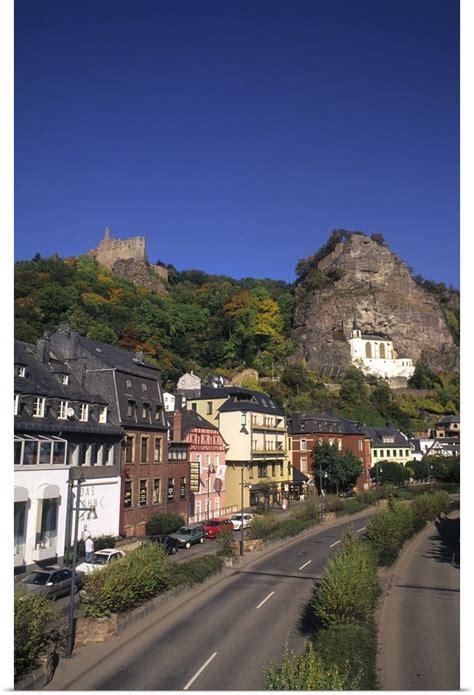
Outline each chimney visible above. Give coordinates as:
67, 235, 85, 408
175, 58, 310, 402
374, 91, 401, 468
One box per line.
173, 410, 183, 442
135, 351, 144, 363
36, 336, 50, 363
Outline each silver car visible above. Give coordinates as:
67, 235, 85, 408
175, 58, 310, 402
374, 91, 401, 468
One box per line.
18, 566, 84, 599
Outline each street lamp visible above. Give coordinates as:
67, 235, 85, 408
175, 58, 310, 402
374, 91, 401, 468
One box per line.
206, 463, 215, 521
317, 465, 328, 522
375, 463, 383, 504
66, 472, 97, 659
239, 466, 252, 556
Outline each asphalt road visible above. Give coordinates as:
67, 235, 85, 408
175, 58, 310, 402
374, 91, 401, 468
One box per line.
46, 510, 374, 691
379, 514, 460, 690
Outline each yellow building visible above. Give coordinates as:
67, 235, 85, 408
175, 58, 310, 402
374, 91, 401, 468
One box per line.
185, 386, 290, 510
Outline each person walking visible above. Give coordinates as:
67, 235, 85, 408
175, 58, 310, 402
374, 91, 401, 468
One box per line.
85, 535, 94, 562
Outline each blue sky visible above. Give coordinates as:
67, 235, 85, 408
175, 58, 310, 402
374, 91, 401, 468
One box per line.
14, 0, 459, 287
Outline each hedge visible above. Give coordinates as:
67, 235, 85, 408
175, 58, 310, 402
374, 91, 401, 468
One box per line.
14, 591, 57, 681
169, 554, 224, 588
145, 512, 185, 536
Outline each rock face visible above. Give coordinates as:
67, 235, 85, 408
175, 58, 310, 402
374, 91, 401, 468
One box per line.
292, 232, 458, 374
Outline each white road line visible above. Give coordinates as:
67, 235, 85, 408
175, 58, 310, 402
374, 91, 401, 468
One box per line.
183, 652, 218, 690
357, 526, 366, 532
256, 591, 275, 610
298, 560, 312, 571
329, 540, 341, 548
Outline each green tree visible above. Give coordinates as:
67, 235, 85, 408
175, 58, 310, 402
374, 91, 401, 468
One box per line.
369, 461, 410, 486
312, 441, 362, 493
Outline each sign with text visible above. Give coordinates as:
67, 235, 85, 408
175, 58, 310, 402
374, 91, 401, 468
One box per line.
189, 460, 200, 492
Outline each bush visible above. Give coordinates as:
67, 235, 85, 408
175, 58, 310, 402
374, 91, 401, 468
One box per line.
365, 502, 419, 566
338, 498, 369, 515
323, 494, 345, 513
264, 642, 362, 690
247, 514, 279, 539
215, 528, 238, 558
312, 531, 379, 626
294, 497, 322, 521
412, 490, 450, 522
145, 513, 185, 536
169, 554, 223, 587
355, 489, 378, 506
311, 622, 378, 690
81, 542, 172, 617
14, 592, 57, 681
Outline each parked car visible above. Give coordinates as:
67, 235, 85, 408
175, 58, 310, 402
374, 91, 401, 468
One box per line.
17, 566, 84, 600
338, 489, 356, 498
76, 548, 126, 574
202, 518, 234, 539
168, 524, 206, 548
230, 513, 254, 530
143, 534, 179, 554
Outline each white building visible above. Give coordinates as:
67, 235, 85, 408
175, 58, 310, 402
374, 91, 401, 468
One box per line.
348, 320, 415, 380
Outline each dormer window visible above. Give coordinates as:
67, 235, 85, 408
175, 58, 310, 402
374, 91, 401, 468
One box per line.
126, 380, 132, 388
141, 383, 147, 392
99, 406, 107, 423
142, 403, 150, 419
14, 394, 19, 415
33, 397, 46, 417
80, 404, 89, 422
61, 375, 69, 385
58, 400, 68, 419
18, 366, 26, 378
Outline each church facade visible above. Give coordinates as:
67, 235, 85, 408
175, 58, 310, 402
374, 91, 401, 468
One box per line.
348, 320, 415, 381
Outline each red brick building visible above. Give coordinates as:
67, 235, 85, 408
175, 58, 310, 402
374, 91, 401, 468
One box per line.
288, 413, 372, 491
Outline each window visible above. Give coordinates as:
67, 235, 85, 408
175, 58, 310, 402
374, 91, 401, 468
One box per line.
358, 440, 363, 451
271, 464, 276, 476
14, 501, 27, 555
405, 450, 410, 457
36, 498, 58, 549
141, 383, 147, 391
90, 444, 99, 466
207, 402, 213, 415
18, 366, 26, 377
124, 481, 132, 509
152, 478, 162, 504
154, 438, 162, 463
14, 394, 19, 415
102, 443, 113, 465
126, 380, 132, 388
399, 450, 403, 457
78, 443, 88, 466
141, 436, 149, 462
125, 436, 134, 463
337, 439, 342, 450
99, 406, 107, 423
167, 478, 174, 501
300, 456, 308, 473
61, 374, 69, 385
80, 404, 89, 421
139, 480, 148, 507
241, 413, 247, 426
33, 397, 46, 418
214, 497, 220, 515
38, 441, 52, 465
14, 440, 22, 466
380, 450, 384, 457
142, 403, 149, 419
301, 440, 307, 451
24, 440, 38, 465
180, 477, 186, 499
127, 400, 135, 418
280, 463, 284, 476
191, 403, 197, 411
249, 465, 254, 479
155, 405, 161, 420
58, 400, 68, 419
258, 464, 267, 478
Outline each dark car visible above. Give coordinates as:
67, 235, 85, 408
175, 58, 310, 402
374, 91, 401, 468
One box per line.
145, 534, 179, 554
338, 489, 356, 498
169, 524, 206, 548
17, 566, 84, 600
202, 518, 234, 539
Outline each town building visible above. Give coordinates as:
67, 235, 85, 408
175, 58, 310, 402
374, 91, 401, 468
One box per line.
168, 410, 230, 522
288, 413, 372, 491
349, 319, 415, 382
48, 323, 185, 537
14, 339, 123, 573
183, 385, 290, 509
362, 425, 414, 468
431, 415, 460, 439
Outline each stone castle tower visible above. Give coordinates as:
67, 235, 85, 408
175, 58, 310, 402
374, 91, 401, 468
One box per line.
88, 228, 168, 283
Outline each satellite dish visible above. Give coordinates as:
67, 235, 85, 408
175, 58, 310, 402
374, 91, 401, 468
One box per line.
67, 407, 75, 418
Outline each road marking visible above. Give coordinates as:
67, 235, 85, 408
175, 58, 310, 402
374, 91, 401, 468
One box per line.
183, 652, 217, 690
256, 591, 275, 609
357, 527, 366, 532
329, 540, 340, 548
298, 560, 312, 571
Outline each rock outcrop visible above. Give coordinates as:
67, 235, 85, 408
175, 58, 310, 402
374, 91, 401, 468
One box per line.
292, 231, 458, 375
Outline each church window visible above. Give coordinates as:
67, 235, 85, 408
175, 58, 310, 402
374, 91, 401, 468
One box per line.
365, 342, 372, 358
379, 343, 386, 358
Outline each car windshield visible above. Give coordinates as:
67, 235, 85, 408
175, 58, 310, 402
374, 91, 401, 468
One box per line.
231, 515, 242, 520
207, 521, 219, 526
89, 553, 109, 565
176, 528, 192, 534
23, 572, 50, 585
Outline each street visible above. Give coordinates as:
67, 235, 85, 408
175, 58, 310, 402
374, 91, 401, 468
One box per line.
46, 510, 374, 691
378, 513, 460, 690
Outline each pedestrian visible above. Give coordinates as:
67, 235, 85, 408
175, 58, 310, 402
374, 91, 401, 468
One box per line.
85, 535, 94, 562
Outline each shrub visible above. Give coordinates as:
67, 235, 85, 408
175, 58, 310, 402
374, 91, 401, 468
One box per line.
81, 542, 172, 617
14, 591, 57, 681
312, 531, 379, 626
365, 502, 418, 566
355, 489, 378, 506
264, 642, 362, 690
311, 622, 378, 690
294, 497, 322, 521
339, 498, 368, 515
247, 514, 279, 539
323, 494, 345, 513
145, 513, 185, 536
412, 490, 450, 522
215, 527, 238, 558
170, 554, 223, 587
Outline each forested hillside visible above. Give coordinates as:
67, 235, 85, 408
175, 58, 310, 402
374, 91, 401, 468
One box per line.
14, 252, 459, 434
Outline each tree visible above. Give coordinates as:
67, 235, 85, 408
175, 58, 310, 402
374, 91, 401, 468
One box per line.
369, 461, 411, 486
312, 441, 362, 493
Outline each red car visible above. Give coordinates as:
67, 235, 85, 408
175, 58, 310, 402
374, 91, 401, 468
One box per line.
202, 518, 234, 539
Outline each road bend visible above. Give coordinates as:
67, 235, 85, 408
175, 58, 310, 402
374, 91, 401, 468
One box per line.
46, 510, 374, 691
379, 513, 460, 691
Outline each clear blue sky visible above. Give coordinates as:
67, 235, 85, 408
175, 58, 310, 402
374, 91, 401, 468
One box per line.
14, 0, 459, 288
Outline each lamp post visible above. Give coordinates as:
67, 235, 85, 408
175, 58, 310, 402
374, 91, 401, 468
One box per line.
207, 463, 215, 521
318, 465, 328, 522
239, 466, 252, 556
66, 473, 97, 659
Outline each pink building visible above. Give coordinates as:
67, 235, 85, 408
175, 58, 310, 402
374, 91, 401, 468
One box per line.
168, 410, 229, 522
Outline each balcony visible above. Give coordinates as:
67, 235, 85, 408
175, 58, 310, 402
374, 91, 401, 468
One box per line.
251, 416, 286, 432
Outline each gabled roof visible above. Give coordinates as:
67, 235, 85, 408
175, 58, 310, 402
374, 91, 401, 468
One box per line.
362, 425, 410, 448
194, 384, 284, 415
288, 412, 365, 436
73, 333, 161, 380
166, 410, 219, 437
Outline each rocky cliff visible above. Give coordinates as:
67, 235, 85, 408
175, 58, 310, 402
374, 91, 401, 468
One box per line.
292, 231, 459, 375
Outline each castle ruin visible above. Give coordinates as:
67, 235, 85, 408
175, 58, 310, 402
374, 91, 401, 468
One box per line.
88, 227, 168, 283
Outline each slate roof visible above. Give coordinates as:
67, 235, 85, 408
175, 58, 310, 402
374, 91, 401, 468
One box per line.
361, 425, 410, 448
195, 385, 284, 416
435, 415, 460, 425
73, 334, 162, 379
288, 412, 366, 436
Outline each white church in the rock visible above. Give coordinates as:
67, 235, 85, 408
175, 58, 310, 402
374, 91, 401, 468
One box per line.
348, 320, 415, 380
